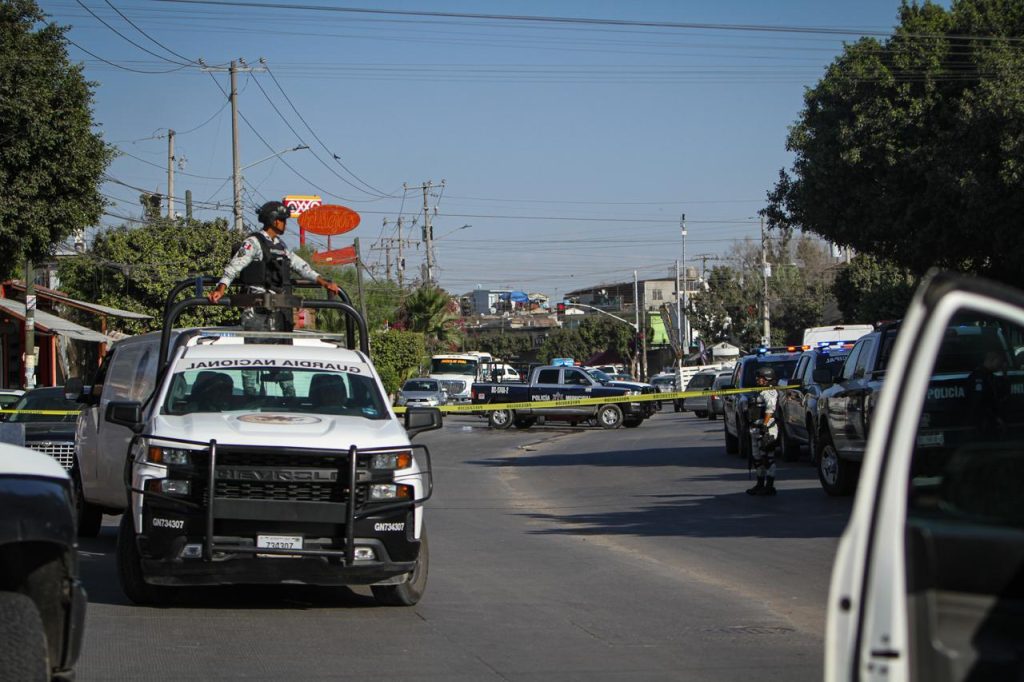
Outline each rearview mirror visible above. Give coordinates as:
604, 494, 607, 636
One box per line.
404, 407, 442, 439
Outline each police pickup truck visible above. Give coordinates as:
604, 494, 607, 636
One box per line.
68, 278, 442, 606
472, 364, 645, 429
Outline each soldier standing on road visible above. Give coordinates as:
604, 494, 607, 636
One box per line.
208, 200, 341, 395
747, 366, 780, 496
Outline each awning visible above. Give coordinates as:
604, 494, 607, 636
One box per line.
0, 299, 115, 344
3, 281, 151, 320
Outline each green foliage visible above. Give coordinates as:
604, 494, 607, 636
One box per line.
538, 315, 640, 366
397, 285, 462, 353
0, 0, 113, 273
370, 328, 426, 395
57, 217, 238, 333
766, 0, 1024, 285
833, 254, 918, 323
689, 265, 763, 351
470, 332, 532, 360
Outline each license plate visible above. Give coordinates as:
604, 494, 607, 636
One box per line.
257, 534, 303, 558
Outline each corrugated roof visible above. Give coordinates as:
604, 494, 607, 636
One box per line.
3, 281, 151, 320
0, 299, 114, 344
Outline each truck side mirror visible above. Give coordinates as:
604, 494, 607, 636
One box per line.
812, 368, 833, 386
404, 407, 442, 439
106, 401, 144, 433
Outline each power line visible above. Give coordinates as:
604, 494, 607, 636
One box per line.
74, 0, 193, 66
64, 37, 188, 74
102, 0, 206, 65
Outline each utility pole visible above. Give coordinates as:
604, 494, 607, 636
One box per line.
354, 238, 367, 323
404, 180, 445, 284
675, 259, 682, 365
167, 129, 175, 219
397, 216, 404, 288
680, 213, 688, 356
761, 214, 771, 345
185, 190, 193, 221
24, 259, 35, 389
230, 61, 243, 231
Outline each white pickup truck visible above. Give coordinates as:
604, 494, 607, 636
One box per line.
69, 278, 441, 606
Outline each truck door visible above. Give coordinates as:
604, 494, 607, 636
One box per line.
560, 368, 595, 418
827, 340, 867, 455
827, 273, 1024, 682
844, 336, 876, 457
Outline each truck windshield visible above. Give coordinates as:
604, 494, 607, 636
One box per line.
430, 358, 478, 376
161, 368, 388, 419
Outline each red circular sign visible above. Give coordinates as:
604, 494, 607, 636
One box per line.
297, 204, 361, 236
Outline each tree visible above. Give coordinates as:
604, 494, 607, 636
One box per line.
370, 329, 426, 395
832, 254, 918, 324
766, 0, 1024, 285
471, 332, 532, 361
1, 1, 112, 274
57, 217, 238, 334
397, 285, 462, 353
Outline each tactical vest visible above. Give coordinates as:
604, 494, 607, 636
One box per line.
238, 231, 289, 289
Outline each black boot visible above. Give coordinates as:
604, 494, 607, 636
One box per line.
763, 476, 777, 496
746, 476, 765, 496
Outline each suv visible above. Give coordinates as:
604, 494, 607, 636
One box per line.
721, 348, 802, 458
682, 369, 718, 417
776, 344, 854, 462
70, 278, 442, 606
0, 444, 86, 680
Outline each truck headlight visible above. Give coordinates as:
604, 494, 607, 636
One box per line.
369, 483, 413, 501
145, 479, 191, 496
370, 452, 413, 470
147, 446, 193, 465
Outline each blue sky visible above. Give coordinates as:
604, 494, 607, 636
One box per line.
40, 0, 914, 301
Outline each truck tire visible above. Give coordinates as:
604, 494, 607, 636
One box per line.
694, 410, 708, 418
513, 416, 536, 429
0, 592, 49, 682
487, 409, 513, 430
597, 404, 623, 429
816, 430, 859, 496
738, 418, 752, 460
73, 464, 102, 538
673, 400, 683, 413
779, 423, 801, 461
623, 417, 642, 428
724, 420, 738, 454
372, 528, 429, 606
116, 514, 174, 606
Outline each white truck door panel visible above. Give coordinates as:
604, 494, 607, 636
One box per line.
828, 272, 1024, 682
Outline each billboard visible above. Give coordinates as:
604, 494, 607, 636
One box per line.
283, 195, 322, 218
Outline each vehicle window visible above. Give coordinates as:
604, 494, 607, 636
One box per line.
852, 338, 876, 378
815, 349, 851, 381
403, 380, 437, 392
129, 347, 157, 403
7, 391, 83, 423
430, 358, 477, 376
564, 369, 590, 386
687, 373, 716, 389
104, 344, 145, 402
793, 357, 809, 384
161, 369, 387, 419
841, 342, 866, 381
908, 312, 1024, 529
537, 369, 560, 384
741, 359, 798, 386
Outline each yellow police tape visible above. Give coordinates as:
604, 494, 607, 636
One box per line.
392, 384, 779, 414
0, 409, 80, 415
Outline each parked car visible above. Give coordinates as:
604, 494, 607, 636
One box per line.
776, 343, 854, 461
396, 378, 448, 407
650, 373, 676, 405
705, 370, 733, 421
0, 388, 24, 418
682, 369, 719, 417
0, 443, 86, 680
827, 271, 1024, 679
3, 386, 83, 471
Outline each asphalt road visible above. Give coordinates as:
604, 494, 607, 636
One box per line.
76, 408, 853, 681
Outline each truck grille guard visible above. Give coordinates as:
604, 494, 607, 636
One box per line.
125, 433, 433, 566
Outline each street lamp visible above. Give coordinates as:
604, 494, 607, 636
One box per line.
564, 302, 638, 332
233, 144, 309, 230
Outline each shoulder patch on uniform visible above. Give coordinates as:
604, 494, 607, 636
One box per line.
243, 242, 253, 251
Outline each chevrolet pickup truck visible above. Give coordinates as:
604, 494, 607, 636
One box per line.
472, 365, 645, 429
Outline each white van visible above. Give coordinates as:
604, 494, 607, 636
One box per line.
802, 324, 873, 347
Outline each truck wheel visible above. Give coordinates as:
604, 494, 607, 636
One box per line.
738, 419, 752, 460
487, 409, 513, 430
673, 400, 682, 413
73, 464, 102, 538
779, 424, 801, 461
816, 430, 859, 496
0, 592, 49, 681
694, 410, 708, 418
116, 514, 174, 606
806, 419, 819, 466
724, 420, 738, 454
372, 528, 429, 606
707, 410, 717, 421
597, 404, 623, 429
623, 417, 642, 428
513, 417, 536, 429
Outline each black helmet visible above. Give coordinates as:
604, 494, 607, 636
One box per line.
756, 366, 776, 382
257, 201, 290, 227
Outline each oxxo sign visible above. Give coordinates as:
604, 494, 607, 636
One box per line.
283, 195, 322, 218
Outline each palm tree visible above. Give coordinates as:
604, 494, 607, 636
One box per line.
400, 285, 462, 352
